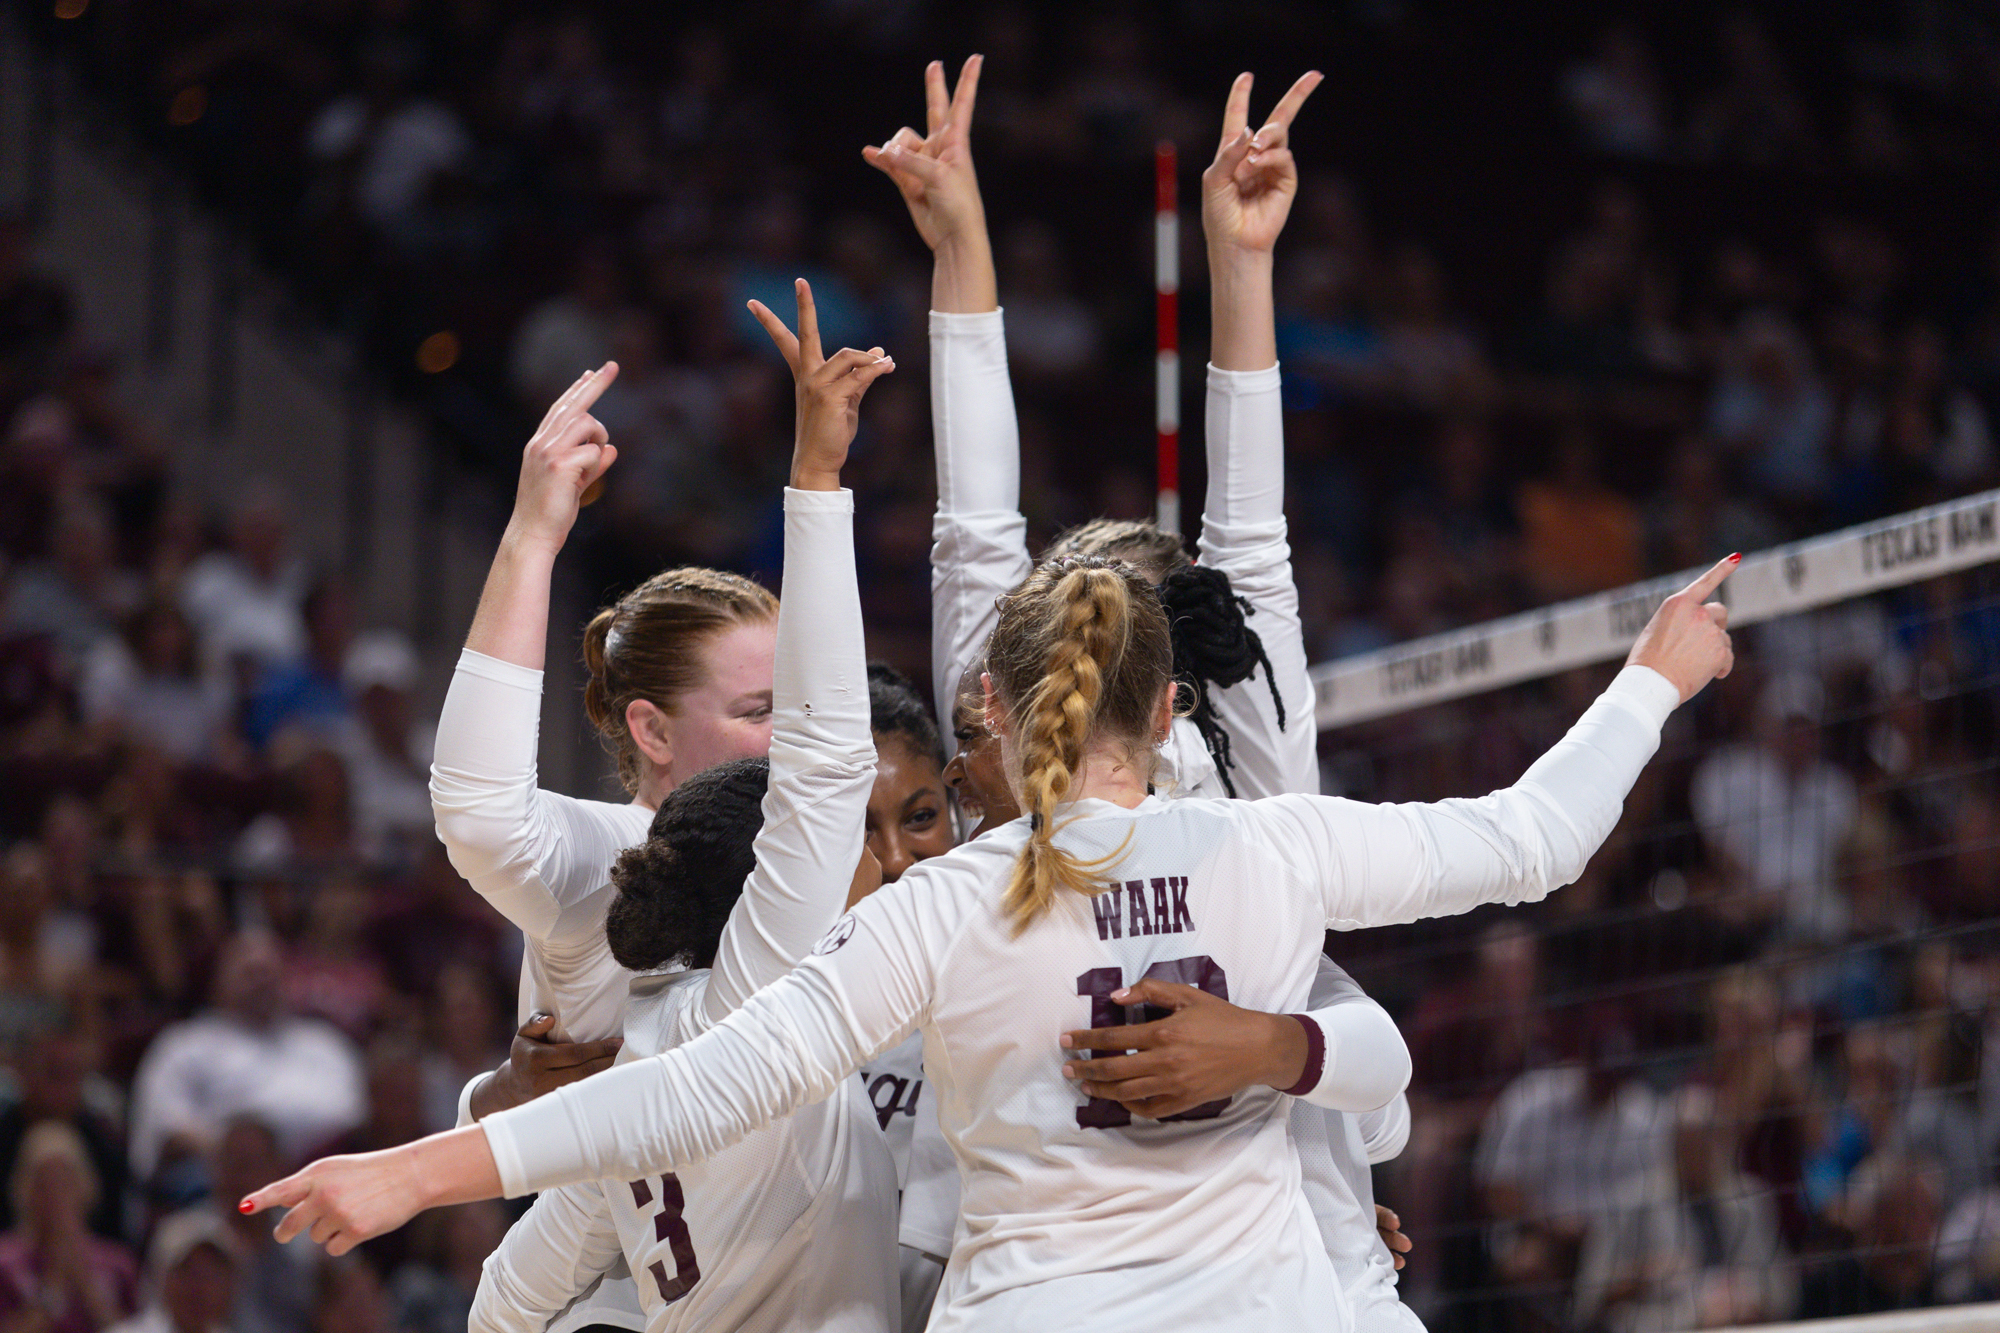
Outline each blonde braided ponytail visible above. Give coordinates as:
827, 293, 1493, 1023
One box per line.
987, 557, 1174, 933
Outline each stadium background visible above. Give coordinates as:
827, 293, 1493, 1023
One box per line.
0, 1, 1996, 1330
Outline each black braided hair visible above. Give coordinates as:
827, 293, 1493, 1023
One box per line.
867, 662, 942, 763
606, 757, 769, 971
1155, 564, 1287, 797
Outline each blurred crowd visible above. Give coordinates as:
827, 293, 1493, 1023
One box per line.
0, 2, 1996, 1332
0, 199, 519, 1333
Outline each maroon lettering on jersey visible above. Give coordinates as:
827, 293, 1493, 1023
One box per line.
1126, 879, 1154, 936
1150, 878, 1172, 934
1091, 884, 1124, 941
1170, 876, 1194, 932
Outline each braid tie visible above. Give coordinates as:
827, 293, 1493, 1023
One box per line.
1155, 564, 1286, 798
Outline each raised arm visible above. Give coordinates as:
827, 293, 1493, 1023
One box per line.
696, 283, 893, 1024
1271, 557, 1738, 929
431, 365, 641, 945
865, 58, 1033, 722
244, 871, 950, 1254
1198, 72, 1323, 798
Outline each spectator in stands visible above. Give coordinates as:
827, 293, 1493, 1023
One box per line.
389, 1202, 504, 1333
125, 930, 364, 1186
190, 1117, 314, 1333
997, 221, 1102, 387
1515, 422, 1643, 601
1561, 26, 1668, 159
1798, 1153, 1945, 1318
508, 244, 622, 412
0, 213, 72, 408
306, 1258, 387, 1333
104, 1209, 239, 1333
1686, 13, 1819, 166
4, 493, 141, 668
244, 582, 354, 750
1690, 966, 1811, 1243
365, 845, 503, 1002
0, 846, 85, 1038
231, 747, 354, 875
1644, 434, 1778, 575
1476, 1005, 1672, 1310
276, 878, 387, 1042
179, 486, 307, 676
1692, 673, 1859, 946
414, 963, 508, 1136
0, 1027, 127, 1243
303, 35, 472, 247
1377, 243, 1494, 412
0, 1121, 139, 1333
336, 630, 433, 867
1573, 1085, 1795, 1332
1707, 312, 1835, 513
80, 602, 231, 764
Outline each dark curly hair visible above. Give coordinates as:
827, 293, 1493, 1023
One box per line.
1039, 519, 1286, 797
867, 662, 941, 764
605, 757, 770, 972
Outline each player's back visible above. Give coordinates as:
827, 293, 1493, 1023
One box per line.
606, 970, 898, 1333
906, 794, 1347, 1333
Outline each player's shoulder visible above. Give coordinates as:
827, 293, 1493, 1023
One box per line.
623, 968, 708, 1056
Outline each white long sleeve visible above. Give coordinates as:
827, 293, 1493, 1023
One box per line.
928, 309, 1033, 727
488, 664, 1688, 1192
1252, 665, 1680, 930
699, 487, 874, 1027
470, 1182, 624, 1333
1288, 958, 1412, 1114
1195, 362, 1318, 799
1357, 1096, 1411, 1165
430, 648, 650, 1040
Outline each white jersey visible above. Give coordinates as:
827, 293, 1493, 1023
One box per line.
470, 488, 899, 1333
482, 665, 1680, 1333
473, 976, 897, 1333
927, 311, 1315, 804
920, 309, 1425, 1330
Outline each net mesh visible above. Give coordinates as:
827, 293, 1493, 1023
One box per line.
1318, 561, 2000, 1332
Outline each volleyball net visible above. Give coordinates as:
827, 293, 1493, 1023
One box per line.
1308, 490, 2000, 1331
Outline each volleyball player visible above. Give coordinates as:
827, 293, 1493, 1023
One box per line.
249, 541, 1738, 1332
468, 282, 900, 1333
869, 60, 1429, 1327
430, 360, 786, 1329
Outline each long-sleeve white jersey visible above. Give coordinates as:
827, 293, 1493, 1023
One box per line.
925, 310, 1317, 803
916, 307, 1421, 1328
482, 666, 1681, 1333
470, 488, 900, 1333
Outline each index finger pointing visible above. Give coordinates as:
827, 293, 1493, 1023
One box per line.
569, 361, 620, 415
242, 1174, 311, 1217
1262, 70, 1323, 133
1683, 552, 1742, 601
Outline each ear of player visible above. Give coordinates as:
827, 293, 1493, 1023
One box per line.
1625, 552, 1741, 704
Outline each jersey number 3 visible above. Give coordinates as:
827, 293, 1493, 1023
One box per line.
629, 1175, 700, 1304
1074, 956, 1230, 1129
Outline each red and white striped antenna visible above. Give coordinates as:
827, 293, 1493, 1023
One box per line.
1154, 139, 1179, 535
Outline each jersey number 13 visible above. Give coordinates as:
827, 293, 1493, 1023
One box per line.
1074, 956, 1230, 1129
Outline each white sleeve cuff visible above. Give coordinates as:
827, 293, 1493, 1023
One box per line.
1605, 664, 1680, 731
928, 308, 1006, 334
482, 1119, 532, 1199
455, 1071, 484, 1130
782, 485, 854, 513
457, 647, 544, 691
1205, 362, 1282, 395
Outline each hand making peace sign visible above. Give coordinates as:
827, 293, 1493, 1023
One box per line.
1202, 70, 1323, 255
748, 279, 896, 492
862, 55, 987, 254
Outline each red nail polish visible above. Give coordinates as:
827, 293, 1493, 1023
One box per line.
1729, 553, 1741, 562
238, 1199, 254, 1214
